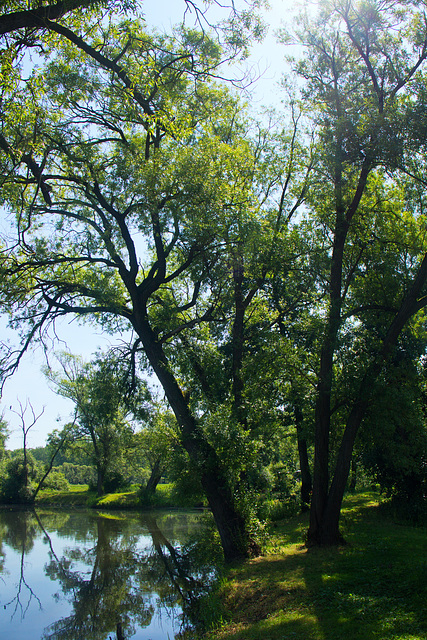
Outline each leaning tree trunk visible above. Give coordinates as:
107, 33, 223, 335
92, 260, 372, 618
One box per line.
145, 458, 163, 494
200, 464, 249, 561
137, 318, 250, 562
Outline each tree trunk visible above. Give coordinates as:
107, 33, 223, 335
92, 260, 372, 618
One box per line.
231, 250, 246, 426
297, 431, 312, 509
96, 466, 104, 497
307, 243, 427, 545
135, 317, 250, 562
145, 458, 163, 494
200, 466, 249, 561
308, 397, 369, 545
308, 216, 348, 543
307, 146, 373, 546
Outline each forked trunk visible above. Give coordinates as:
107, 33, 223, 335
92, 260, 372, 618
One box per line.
307, 386, 373, 545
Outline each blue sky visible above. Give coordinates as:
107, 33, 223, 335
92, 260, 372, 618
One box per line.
1, 0, 307, 449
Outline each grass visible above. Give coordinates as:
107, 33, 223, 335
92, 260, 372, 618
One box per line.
203, 492, 427, 640
35, 482, 200, 509
36, 484, 98, 506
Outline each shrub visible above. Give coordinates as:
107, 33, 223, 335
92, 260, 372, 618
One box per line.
58, 462, 96, 485
42, 470, 70, 491
0, 452, 39, 504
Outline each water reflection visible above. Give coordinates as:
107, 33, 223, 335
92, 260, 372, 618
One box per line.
0, 508, 221, 640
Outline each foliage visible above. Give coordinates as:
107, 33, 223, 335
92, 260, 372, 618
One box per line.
0, 3, 297, 559
132, 405, 179, 491
0, 414, 9, 457
1, 0, 427, 556
360, 357, 427, 522
55, 461, 96, 485
45, 351, 151, 495
41, 468, 70, 491
0, 451, 39, 503
279, 0, 427, 545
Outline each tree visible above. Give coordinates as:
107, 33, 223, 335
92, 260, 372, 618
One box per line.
32, 423, 74, 499
0, 5, 277, 559
2, 400, 45, 502
0, 400, 71, 502
288, 0, 427, 545
135, 406, 177, 495
45, 352, 150, 495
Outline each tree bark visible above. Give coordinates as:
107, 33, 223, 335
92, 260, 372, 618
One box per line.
145, 458, 163, 494
307, 150, 374, 545
296, 430, 312, 509
135, 317, 249, 561
307, 251, 427, 545
308, 222, 347, 544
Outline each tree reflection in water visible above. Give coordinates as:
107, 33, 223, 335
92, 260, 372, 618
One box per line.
0, 508, 222, 640
1, 510, 42, 620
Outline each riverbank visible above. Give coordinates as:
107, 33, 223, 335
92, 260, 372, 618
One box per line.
202, 492, 427, 640
35, 482, 201, 509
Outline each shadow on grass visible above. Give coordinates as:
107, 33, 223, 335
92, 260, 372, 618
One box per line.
207, 497, 427, 640
303, 523, 427, 640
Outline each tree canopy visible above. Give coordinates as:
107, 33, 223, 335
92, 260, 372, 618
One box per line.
1, 0, 426, 558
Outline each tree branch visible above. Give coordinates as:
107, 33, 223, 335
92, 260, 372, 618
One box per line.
0, 0, 98, 36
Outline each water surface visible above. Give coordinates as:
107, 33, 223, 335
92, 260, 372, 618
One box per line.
0, 507, 219, 640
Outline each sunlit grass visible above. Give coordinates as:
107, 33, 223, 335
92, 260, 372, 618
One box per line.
35, 482, 189, 509
36, 484, 97, 506
204, 492, 427, 640
95, 490, 140, 508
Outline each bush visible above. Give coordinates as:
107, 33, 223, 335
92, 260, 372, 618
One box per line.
0, 452, 39, 504
103, 470, 130, 493
42, 470, 70, 491
57, 462, 96, 485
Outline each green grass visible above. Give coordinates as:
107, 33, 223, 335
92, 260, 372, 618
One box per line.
34, 482, 201, 509
203, 492, 427, 640
36, 484, 97, 506
95, 490, 141, 508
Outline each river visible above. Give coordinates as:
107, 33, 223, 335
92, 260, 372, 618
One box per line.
0, 507, 221, 640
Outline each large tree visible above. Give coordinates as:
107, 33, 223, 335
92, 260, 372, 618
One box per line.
0, 10, 273, 559
289, 0, 427, 545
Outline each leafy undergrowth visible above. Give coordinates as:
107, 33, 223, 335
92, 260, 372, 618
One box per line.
203, 492, 427, 640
